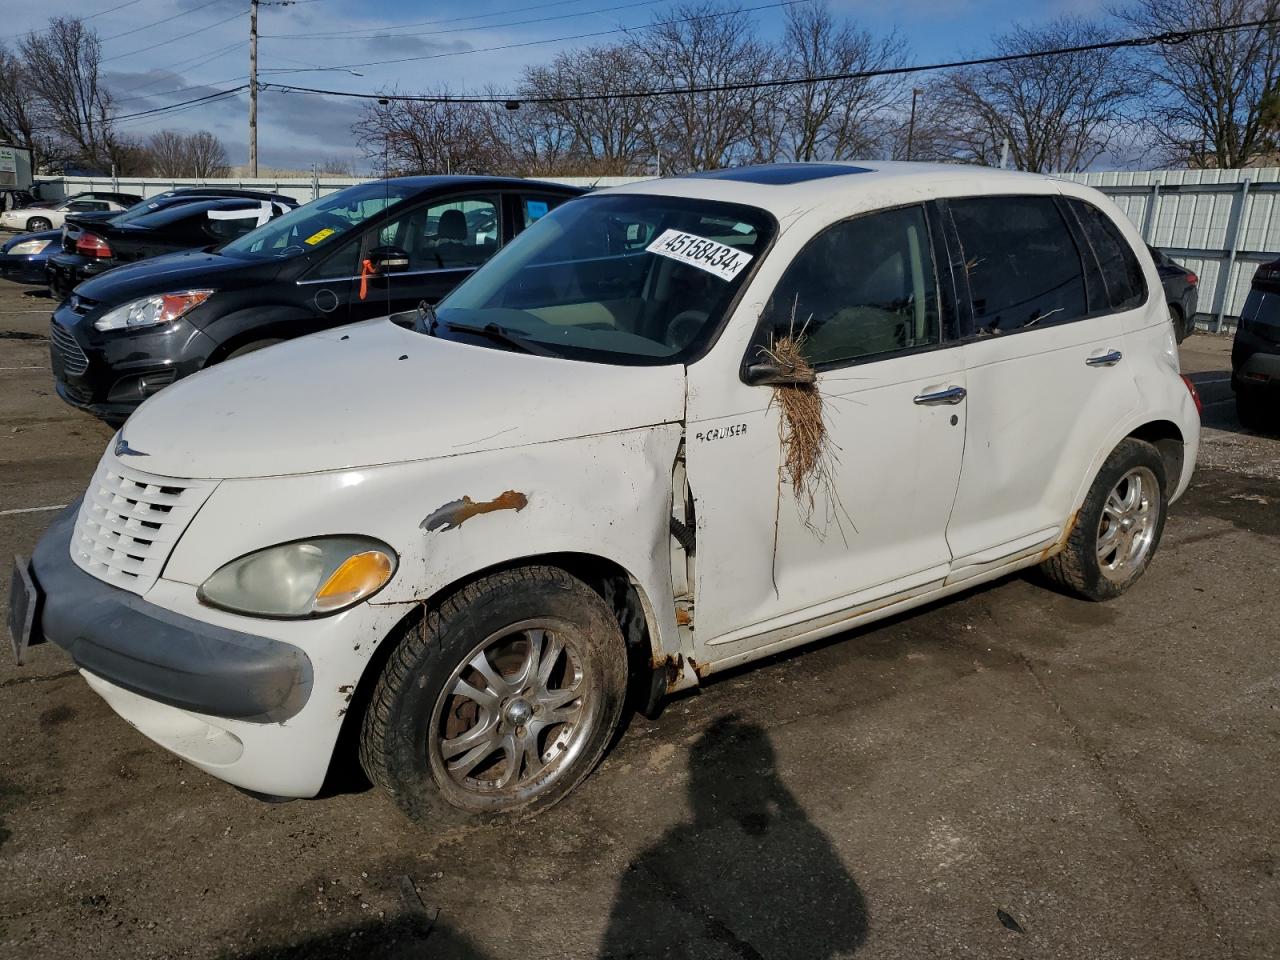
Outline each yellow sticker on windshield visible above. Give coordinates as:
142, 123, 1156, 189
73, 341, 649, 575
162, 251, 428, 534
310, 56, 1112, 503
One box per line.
304, 227, 335, 245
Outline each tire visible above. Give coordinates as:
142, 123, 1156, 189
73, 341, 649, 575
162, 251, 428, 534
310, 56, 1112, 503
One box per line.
1169, 304, 1186, 344
1040, 438, 1168, 601
359, 566, 628, 825
26, 217, 51, 232
1236, 390, 1270, 431
224, 338, 284, 360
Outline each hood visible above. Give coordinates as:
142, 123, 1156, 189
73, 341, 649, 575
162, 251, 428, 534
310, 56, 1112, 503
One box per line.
75, 250, 261, 302
121, 318, 687, 480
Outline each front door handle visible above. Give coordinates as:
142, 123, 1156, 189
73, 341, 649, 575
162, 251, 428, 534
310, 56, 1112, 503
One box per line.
913, 385, 967, 405
1086, 350, 1123, 367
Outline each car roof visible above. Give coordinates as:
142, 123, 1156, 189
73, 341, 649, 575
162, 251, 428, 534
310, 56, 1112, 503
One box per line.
600, 161, 1082, 216
369, 175, 584, 194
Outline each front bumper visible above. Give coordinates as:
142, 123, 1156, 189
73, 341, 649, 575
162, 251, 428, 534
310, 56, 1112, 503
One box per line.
50, 299, 214, 423
28, 503, 313, 722
0, 252, 51, 285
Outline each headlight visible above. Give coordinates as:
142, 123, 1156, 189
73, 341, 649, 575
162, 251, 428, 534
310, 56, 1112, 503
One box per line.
7, 238, 50, 255
197, 536, 397, 618
93, 289, 214, 332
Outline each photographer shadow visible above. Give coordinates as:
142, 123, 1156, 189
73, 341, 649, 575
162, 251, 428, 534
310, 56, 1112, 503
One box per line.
600, 715, 869, 959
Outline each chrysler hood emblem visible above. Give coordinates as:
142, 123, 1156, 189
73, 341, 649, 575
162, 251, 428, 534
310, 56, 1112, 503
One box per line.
114, 436, 148, 457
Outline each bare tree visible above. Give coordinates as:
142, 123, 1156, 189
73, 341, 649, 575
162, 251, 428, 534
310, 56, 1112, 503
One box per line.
0, 44, 51, 169
353, 89, 500, 175
20, 18, 116, 170
1116, 0, 1280, 167
478, 97, 576, 177
520, 45, 656, 174
142, 129, 229, 177
774, 4, 909, 161
631, 1, 777, 171
915, 18, 1136, 172
185, 131, 229, 177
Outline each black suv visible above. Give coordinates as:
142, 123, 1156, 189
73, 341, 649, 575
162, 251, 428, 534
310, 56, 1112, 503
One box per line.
1233, 258, 1280, 428
49, 176, 581, 423
48, 189, 297, 298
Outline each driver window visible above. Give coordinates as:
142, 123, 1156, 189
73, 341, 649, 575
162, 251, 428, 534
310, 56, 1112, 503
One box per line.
373, 195, 500, 272
307, 235, 361, 281
764, 205, 939, 366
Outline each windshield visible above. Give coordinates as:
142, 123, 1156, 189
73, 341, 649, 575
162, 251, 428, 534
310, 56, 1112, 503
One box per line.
431, 193, 774, 364
218, 180, 421, 260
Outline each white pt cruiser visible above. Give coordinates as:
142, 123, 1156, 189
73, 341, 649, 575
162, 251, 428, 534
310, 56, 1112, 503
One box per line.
10, 163, 1201, 824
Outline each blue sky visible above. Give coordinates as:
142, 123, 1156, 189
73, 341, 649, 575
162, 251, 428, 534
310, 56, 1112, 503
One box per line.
12, 0, 1107, 171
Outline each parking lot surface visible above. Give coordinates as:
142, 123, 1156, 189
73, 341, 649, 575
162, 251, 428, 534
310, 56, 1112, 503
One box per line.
1, 278, 1277, 960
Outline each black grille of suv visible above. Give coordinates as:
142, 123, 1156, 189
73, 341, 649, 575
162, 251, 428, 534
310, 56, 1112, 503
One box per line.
49, 322, 88, 375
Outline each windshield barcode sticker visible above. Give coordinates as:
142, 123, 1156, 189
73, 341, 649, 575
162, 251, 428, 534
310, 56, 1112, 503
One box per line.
645, 229, 753, 281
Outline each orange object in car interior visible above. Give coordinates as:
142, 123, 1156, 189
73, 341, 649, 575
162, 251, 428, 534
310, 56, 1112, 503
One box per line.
359, 258, 375, 301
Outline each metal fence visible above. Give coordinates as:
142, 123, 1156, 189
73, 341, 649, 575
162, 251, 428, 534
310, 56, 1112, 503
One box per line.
44, 168, 1280, 329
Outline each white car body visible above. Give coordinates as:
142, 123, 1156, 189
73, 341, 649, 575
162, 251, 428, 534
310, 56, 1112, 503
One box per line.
0, 197, 127, 232
32, 163, 1199, 799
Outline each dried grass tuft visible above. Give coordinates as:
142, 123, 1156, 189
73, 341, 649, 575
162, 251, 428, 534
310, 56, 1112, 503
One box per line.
764, 303, 852, 543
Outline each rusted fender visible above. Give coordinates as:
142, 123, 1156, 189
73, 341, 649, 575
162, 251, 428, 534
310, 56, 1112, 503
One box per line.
421, 490, 529, 533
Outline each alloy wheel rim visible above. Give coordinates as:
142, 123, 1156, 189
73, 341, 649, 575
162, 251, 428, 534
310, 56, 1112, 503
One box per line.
429, 619, 594, 807
1096, 466, 1159, 582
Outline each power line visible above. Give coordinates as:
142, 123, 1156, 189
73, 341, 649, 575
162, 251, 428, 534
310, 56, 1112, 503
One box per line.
263, 0, 642, 39
101, 0, 225, 41
102, 8, 247, 62
111, 84, 249, 122
262, 15, 1280, 105
109, 41, 248, 98
264, 0, 674, 41
259, 0, 806, 74
85, 0, 149, 19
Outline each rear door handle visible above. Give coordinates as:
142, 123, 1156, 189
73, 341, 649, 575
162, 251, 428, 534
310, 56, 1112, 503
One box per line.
913, 385, 967, 405
1086, 350, 1123, 367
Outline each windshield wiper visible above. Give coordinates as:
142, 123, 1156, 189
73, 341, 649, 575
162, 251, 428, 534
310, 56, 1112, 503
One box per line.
442, 319, 558, 357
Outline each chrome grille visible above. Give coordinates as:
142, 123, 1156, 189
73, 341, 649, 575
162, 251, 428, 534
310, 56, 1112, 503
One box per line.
49, 322, 88, 376
70, 452, 217, 595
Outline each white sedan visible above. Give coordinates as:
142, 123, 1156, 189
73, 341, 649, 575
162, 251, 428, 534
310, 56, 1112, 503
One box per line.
0, 197, 128, 233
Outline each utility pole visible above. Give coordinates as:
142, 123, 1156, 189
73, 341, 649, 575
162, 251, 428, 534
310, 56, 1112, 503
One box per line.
249, 0, 259, 177
906, 88, 922, 161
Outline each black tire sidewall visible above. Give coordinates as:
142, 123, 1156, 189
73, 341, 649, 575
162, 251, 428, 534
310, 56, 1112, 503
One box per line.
1075, 440, 1168, 599
376, 570, 627, 825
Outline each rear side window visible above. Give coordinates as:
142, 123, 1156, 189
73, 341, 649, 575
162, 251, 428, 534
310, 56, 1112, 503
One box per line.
764, 204, 940, 366
1070, 199, 1147, 311
950, 196, 1088, 333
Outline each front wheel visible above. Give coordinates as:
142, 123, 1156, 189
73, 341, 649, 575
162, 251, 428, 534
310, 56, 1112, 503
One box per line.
359, 566, 628, 825
1041, 438, 1168, 601
26, 216, 51, 232
1169, 304, 1186, 344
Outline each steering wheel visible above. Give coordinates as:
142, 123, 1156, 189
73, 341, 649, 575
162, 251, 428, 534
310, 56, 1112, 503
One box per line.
666, 309, 709, 351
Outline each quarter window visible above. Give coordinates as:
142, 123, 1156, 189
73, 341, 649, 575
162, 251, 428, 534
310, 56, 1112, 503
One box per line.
950, 196, 1089, 333
763, 205, 940, 366
1069, 198, 1147, 311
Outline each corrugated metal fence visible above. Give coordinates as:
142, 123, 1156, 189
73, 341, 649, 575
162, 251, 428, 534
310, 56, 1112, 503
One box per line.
47, 168, 1280, 329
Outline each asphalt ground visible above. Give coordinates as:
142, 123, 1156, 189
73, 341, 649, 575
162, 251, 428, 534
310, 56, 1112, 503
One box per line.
0, 277, 1277, 960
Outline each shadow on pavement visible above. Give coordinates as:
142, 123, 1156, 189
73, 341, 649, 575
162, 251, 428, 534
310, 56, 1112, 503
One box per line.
600, 715, 869, 959
226, 915, 489, 960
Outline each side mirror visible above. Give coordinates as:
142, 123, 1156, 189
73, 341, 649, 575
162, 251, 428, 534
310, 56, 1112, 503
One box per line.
742, 357, 817, 387
368, 245, 411, 274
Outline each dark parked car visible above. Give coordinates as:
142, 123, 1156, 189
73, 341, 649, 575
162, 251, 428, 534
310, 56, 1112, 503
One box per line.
1148, 245, 1199, 343
0, 229, 65, 284
49, 176, 582, 423
1232, 258, 1280, 428
25, 190, 144, 210
0, 187, 36, 214
48, 190, 298, 298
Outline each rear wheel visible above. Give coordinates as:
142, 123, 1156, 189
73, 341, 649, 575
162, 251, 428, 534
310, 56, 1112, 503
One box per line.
1169, 304, 1186, 344
26, 216, 51, 232
359, 566, 627, 825
1041, 438, 1167, 601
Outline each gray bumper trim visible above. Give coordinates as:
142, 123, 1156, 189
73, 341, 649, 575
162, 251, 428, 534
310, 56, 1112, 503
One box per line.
31, 502, 313, 723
